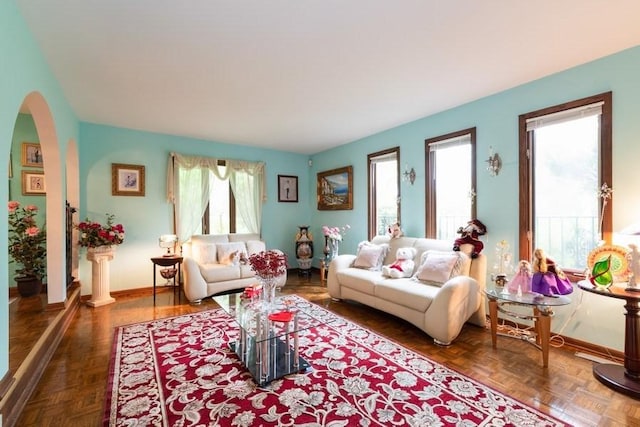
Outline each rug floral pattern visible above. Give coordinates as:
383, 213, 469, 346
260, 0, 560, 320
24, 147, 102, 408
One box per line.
105, 297, 568, 426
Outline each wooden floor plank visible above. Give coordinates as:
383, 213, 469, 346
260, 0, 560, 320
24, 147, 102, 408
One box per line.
9, 274, 640, 426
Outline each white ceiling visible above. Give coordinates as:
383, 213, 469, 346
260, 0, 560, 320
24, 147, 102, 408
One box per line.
15, 0, 640, 154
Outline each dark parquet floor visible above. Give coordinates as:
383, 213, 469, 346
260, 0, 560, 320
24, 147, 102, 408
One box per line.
9, 274, 640, 426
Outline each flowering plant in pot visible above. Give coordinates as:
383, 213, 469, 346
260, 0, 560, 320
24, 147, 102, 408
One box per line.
76, 213, 125, 248
8, 201, 47, 296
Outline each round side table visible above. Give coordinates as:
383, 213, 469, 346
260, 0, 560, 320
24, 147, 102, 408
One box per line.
577, 280, 640, 399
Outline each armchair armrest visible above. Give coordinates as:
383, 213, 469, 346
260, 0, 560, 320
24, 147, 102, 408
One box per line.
327, 254, 356, 298
183, 257, 209, 302
424, 276, 481, 344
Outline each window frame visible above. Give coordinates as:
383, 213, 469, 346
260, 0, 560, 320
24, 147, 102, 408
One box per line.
424, 128, 477, 238
367, 147, 400, 240
518, 92, 612, 278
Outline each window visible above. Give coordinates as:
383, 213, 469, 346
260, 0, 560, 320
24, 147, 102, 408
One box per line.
519, 92, 612, 275
203, 162, 254, 235
368, 148, 400, 239
425, 128, 476, 240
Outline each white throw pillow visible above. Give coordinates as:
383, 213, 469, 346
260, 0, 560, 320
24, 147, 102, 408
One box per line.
414, 250, 468, 284
353, 241, 389, 271
216, 242, 247, 265
192, 243, 217, 265
246, 240, 266, 255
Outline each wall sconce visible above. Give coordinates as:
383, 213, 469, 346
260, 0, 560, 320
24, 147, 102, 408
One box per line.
159, 234, 178, 257
402, 165, 416, 185
486, 146, 502, 176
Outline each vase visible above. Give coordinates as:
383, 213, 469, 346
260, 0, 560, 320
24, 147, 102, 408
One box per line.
259, 276, 278, 309
15, 275, 42, 298
86, 245, 116, 307
328, 238, 339, 260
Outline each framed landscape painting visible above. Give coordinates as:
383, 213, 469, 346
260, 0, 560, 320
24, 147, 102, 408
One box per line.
317, 166, 353, 210
278, 175, 298, 202
112, 163, 146, 196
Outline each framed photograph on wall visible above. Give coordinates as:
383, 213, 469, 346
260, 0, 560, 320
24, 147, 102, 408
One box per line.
278, 175, 298, 202
112, 163, 146, 196
21, 142, 43, 167
317, 165, 353, 210
22, 170, 45, 195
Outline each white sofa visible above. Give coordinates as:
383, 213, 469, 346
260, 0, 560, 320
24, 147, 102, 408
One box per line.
182, 233, 286, 303
328, 235, 487, 345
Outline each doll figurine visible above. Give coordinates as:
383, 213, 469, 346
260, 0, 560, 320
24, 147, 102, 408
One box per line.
531, 248, 573, 296
508, 260, 532, 295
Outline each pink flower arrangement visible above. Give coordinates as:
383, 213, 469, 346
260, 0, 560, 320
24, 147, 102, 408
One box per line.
76, 214, 125, 248
8, 201, 46, 279
322, 224, 350, 242
248, 250, 288, 279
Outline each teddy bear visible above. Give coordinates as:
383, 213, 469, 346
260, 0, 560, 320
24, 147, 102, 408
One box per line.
387, 222, 404, 239
452, 219, 487, 258
382, 247, 416, 278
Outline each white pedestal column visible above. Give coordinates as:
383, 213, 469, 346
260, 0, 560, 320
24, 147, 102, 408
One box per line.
86, 245, 116, 307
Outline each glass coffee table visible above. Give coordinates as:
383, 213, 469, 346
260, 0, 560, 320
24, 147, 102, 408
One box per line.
485, 287, 571, 367
213, 293, 332, 386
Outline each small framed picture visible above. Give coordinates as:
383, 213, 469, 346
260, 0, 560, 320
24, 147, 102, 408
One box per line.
21, 142, 43, 167
112, 163, 145, 196
22, 170, 46, 195
317, 166, 353, 210
278, 175, 298, 202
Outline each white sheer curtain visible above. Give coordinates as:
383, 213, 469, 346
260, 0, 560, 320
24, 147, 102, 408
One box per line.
167, 153, 265, 243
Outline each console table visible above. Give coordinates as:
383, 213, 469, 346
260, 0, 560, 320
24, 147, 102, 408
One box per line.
485, 288, 571, 367
577, 280, 640, 399
151, 256, 183, 304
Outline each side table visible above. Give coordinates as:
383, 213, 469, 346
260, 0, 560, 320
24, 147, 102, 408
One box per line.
577, 280, 640, 399
151, 256, 183, 304
485, 288, 571, 367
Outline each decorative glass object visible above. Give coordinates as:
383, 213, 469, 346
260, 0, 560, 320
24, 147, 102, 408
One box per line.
587, 245, 630, 288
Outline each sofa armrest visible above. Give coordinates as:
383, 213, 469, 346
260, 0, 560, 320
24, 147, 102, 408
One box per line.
183, 257, 209, 302
424, 276, 482, 344
327, 254, 357, 298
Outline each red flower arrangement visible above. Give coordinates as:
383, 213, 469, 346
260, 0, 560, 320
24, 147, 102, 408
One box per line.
76, 214, 125, 248
248, 250, 288, 279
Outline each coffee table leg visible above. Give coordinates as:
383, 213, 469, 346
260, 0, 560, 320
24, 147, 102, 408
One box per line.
535, 307, 551, 368
489, 298, 498, 349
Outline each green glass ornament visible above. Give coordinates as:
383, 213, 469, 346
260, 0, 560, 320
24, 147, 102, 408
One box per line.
590, 255, 613, 287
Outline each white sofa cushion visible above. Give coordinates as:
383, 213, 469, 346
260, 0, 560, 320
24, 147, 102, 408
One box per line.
414, 250, 470, 285
199, 263, 241, 282
246, 240, 266, 255
216, 242, 248, 265
192, 243, 217, 265
353, 241, 389, 271
375, 278, 438, 312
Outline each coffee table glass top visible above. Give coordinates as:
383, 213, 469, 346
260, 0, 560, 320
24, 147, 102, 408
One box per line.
485, 287, 571, 307
213, 292, 333, 342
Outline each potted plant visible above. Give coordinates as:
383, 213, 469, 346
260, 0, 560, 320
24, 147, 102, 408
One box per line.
8, 201, 47, 297
76, 213, 125, 249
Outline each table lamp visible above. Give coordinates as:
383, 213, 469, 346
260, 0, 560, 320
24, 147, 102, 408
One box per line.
158, 234, 178, 257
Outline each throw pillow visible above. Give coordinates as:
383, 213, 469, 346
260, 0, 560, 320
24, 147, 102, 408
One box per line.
192, 243, 217, 265
414, 250, 467, 284
353, 241, 389, 271
246, 240, 266, 255
217, 242, 247, 266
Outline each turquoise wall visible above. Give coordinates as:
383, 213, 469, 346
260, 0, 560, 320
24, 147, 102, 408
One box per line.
310, 45, 640, 350
77, 123, 312, 294
1, 0, 79, 385
3, 0, 640, 383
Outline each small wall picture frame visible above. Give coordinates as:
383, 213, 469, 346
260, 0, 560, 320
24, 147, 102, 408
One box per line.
112, 163, 145, 196
21, 142, 43, 167
317, 165, 353, 210
22, 170, 45, 195
278, 175, 298, 202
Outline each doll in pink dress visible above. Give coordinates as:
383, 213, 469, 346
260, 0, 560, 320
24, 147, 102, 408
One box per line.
508, 260, 532, 294
531, 248, 573, 295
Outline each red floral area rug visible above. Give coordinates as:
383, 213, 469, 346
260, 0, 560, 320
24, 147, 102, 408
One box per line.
104, 296, 569, 426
